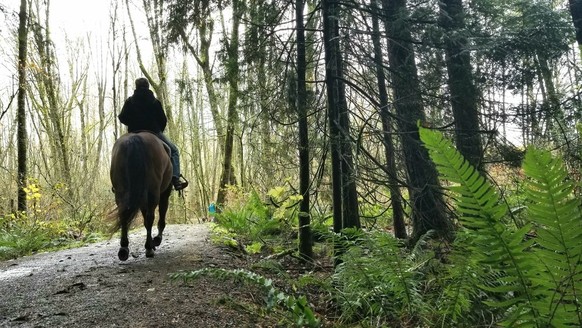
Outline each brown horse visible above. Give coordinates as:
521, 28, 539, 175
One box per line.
110, 131, 173, 261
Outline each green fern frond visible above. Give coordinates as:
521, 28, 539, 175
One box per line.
419, 126, 542, 327
334, 231, 429, 325
419, 127, 504, 228
437, 231, 484, 327
523, 148, 582, 326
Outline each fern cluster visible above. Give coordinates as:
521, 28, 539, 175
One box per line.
215, 190, 281, 241
419, 126, 582, 327
333, 229, 434, 326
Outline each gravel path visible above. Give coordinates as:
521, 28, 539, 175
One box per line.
0, 224, 269, 328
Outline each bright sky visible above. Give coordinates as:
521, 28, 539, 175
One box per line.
1, 0, 114, 70
0, 0, 145, 130
51, 1, 111, 38
0, 0, 152, 78
2, 0, 110, 34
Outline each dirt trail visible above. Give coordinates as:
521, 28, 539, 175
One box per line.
0, 224, 267, 328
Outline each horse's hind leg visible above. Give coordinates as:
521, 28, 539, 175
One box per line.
143, 207, 156, 258
154, 187, 171, 247
118, 209, 131, 261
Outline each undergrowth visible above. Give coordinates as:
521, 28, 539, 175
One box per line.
175, 126, 582, 327
0, 181, 105, 260
327, 127, 582, 327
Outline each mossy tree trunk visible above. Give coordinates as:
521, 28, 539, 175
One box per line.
216, 0, 242, 206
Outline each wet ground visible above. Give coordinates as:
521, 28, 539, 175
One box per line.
0, 224, 273, 328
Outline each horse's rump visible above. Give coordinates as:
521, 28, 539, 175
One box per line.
110, 132, 172, 231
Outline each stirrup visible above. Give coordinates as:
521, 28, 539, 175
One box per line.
173, 175, 189, 191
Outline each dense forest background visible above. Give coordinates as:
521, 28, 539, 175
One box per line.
2, 0, 582, 326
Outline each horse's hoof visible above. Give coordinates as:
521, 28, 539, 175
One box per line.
153, 236, 163, 247
118, 247, 129, 261
145, 249, 155, 258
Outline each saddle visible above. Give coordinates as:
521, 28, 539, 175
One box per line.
132, 130, 171, 158
130, 130, 187, 192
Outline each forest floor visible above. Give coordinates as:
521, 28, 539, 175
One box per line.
0, 223, 317, 328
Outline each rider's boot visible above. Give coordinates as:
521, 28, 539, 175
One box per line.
172, 175, 188, 191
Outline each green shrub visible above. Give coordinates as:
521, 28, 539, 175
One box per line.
0, 181, 105, 260
330, 126, 582, 327
0, 211, 60, 260
359, 201, 394, 229
216, 187, 279, 241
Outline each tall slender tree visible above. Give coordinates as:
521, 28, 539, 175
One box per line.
167, 0, 228, 199
569, 0, 582, 56
244, 0, 277, 193
125, 0, 175, 137
29, 0, 73, 199
216, 0, 242, 206
321, 0, 360, 234
370, 0, 406, 239
296, 0, 313, 262
17, 0, 28, 212
142, 0, 175, 136
109, 0, 124, 139
167, 0, 226, 146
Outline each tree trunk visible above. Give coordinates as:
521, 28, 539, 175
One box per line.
142, 0, 176, 138
93, 73, 106, 187
180, 61, 210, 215
534, 55, 562, 140
371, 0, 406, 239
383, 0, 451, 242
257, 40, 274, 191
321, 0, 361, 233
174, 16, 226, 197
296, 0, 314, 262
216, 0, 242, 206
109, 1, 122, 140
17, 0, 28, 212
439, 0, 483, 170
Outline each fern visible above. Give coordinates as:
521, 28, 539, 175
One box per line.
437, 231, 490, 327
419, 126, 542, 326
333, 230, 430, 326
522, 148, 582, 326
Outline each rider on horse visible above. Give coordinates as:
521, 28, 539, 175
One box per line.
118, 77, 188, 191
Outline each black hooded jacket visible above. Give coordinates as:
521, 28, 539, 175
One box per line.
118, 88, 167, 133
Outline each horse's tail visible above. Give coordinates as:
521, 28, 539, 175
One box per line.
111, 135, 148, 232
